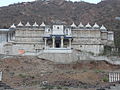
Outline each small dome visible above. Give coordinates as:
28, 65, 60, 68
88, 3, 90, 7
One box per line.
85, 23, 92, 28
93, 23, 99, 28
25, 22, 31, 26
17, 21, 24, 26
100, 25, 107, 30
40, 22, 46, 27
10, 24, 16, 28
33, 22, 39, 27
78, 22, 84, 28
71, 22, 77, 28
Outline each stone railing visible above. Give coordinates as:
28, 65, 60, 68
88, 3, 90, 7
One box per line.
109, 72, 120, 82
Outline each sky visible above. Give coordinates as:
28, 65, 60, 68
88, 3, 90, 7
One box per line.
0, 0, 101, 7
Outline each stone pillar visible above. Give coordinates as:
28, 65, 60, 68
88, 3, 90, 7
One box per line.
61, 36, 64, 48
10, 33, 11, 41
13, 32, 15, 40
52, 36, 55, 48
44, 38, 47, 49
69, 38, 72, 49
8, 33, 10, 41
0, 72, 2, 81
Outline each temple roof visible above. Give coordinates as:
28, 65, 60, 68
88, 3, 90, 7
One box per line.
0, 29, 9, 31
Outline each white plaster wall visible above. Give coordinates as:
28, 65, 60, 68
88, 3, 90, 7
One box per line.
15, 37, 43, 42
0, 43, 6, 54
108, 32, 114, 41
72, 30, 101, 38
79, 45, 104, 54
15, 30, 44, 37
101, 32, 108, 40
11, 43, 44, 55
0, 33, 7, 43
15, 30, 44, 43
0, 33, 8, 54
52, 25, 64, 35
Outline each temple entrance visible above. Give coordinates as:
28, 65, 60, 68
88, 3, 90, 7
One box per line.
56, 43, 60, 48
55, 40, 60, 48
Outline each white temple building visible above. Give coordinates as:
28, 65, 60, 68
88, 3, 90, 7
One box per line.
0, 21, 114, 58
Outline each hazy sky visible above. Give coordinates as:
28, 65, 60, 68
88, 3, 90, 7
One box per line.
0, 0, 101, 7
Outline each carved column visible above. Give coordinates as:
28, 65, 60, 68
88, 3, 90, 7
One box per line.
44, 38, 47, 49
52, 36, 55, 48
61, 36, 64, 48
69, 38, 72, 49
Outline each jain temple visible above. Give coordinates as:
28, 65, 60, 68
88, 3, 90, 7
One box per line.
0, 21, 114, 63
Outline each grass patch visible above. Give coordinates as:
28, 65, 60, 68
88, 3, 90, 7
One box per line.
94, 69, 104, 73
41, 85, 54, 90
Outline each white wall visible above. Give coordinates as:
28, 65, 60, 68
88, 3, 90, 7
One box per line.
108, 31, 114, 41
79, 45, 104, 54
0, 33, 8, 54
52, 25, 64, 35
0, 33, 7, 43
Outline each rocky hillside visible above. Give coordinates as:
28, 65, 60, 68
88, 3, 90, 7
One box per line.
0, 0, 120, 47
0, 56, 120, 90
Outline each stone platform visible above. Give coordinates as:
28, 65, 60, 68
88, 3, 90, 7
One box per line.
38, 49, 78, 63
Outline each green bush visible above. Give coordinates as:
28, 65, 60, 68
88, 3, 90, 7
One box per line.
94, 69, 104, 73
19, 73, 27, 78
56, 86, 62, 89
64, 87, 69, 90
102, 77, 109, 82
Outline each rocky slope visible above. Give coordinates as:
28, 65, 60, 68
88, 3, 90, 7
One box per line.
0, 0, 120, 47
0, 56, 120, 89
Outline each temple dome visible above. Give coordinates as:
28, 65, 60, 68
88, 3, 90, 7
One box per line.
71, 22, 77, 28
100, 25, 107, 30
33, 22, 39, 27
10, 24, 16, 28
25, 22, 31, 26
17, 21, 24, 27
85, 23, 92, 28
78, 22, 84, 28
93, 23, 99, 29
40, 22, 46, 27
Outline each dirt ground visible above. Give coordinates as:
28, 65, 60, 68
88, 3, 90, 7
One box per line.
0, 56, 120, 90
